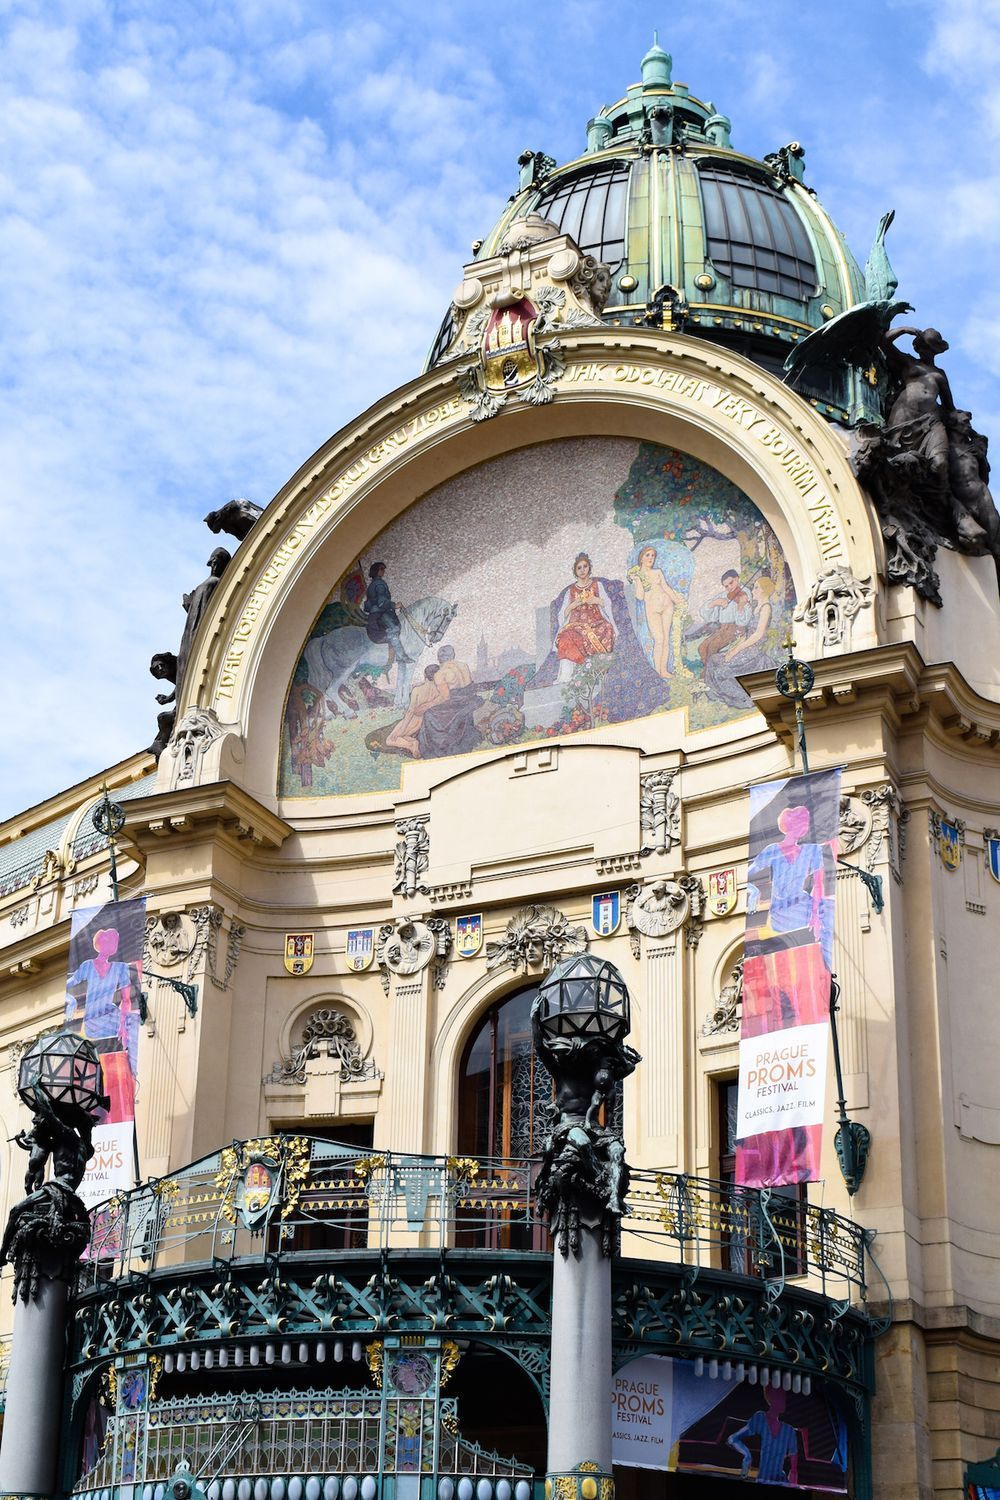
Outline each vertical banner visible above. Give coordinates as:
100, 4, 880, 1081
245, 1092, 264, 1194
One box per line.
64, 898, 145, 1207
736, 770, 840, 1186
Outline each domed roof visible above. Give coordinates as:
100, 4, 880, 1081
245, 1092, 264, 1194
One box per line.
427, 43, 872, 423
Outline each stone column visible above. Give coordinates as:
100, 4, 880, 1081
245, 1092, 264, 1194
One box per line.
0, 1271, 70, 1496
532, 957, 638, 1500
547, 1233, 614, 1484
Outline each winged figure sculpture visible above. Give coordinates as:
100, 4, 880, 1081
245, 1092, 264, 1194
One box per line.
784, 210, 913, 382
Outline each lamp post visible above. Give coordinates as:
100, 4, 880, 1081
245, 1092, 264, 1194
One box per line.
532, 954, 639, 1500
0, 1031, 108, 1498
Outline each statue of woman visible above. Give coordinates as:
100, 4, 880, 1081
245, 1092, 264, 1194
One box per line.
882, 326, 954, 500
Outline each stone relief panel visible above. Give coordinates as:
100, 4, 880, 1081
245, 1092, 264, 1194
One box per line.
393, 816, 430, 899
625, 875, 706, 957
280, 438, 797, 797
793, 564, 873, 654
639, 769, 681, 856
485, 904, 588, 973
376, 916, 450, 993
701, 956, 744, 1037
266, 1004, 380, 1087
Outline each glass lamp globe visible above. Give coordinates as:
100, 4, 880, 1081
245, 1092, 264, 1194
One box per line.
536, 952, 631, 1043
17, 1031, 107, 1119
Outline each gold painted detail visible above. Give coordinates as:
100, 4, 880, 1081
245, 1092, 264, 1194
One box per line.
446, 1156, 481, 1183
440, 1340, 463, 1387
365, 1340, 383, 1385
215, 1135, 310, 1223
354, 1153, 388, 1182
148, 1356, 163, 1403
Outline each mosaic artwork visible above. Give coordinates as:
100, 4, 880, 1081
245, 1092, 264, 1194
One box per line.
280, 438, 796, 797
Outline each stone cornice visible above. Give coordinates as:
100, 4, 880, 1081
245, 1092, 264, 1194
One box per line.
742, 643, 1000, 756
121, 780, 291, 856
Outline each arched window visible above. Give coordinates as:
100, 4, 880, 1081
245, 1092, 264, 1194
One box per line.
698, 162, 818, 301
458, 983, 551, 1161
532, 160, 630, 275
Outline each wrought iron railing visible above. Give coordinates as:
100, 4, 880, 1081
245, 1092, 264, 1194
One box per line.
77, 1139, 871, 1306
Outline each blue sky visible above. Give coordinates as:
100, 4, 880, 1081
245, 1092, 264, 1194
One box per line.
1, 0, 998, 818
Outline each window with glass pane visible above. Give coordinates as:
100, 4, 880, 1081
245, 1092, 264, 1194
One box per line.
426, 306, 456, 368
718, 1078, 807, 1277
533, 162, 630, 273
698, 165, 818, 301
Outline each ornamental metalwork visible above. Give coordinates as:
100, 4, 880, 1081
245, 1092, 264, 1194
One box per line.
214, 1136, 310, 1227
73, 1341, 535, 1500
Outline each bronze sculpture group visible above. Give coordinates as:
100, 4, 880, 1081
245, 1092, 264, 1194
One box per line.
786, 211, 998, 605
148, 499, 262, 756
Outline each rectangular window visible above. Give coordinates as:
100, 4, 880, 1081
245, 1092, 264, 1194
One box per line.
717, 1079, 807, 1278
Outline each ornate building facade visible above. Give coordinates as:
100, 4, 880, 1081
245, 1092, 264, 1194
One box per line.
1, 41, 998, 1500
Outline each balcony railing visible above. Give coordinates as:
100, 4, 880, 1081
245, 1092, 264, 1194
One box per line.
78, 1138, 871, 1306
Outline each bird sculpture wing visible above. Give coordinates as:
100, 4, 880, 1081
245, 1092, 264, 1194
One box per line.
864, 209, 900, 301
783, 298, 913, 381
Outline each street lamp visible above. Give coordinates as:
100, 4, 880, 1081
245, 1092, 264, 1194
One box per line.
535, 952, 631, 1045
17, 1030, 108, 1123
0, 1030, 109, 1495
533, 953, 638, 1500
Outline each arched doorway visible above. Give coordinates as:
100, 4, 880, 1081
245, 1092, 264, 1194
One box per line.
457, 982, 551, 1161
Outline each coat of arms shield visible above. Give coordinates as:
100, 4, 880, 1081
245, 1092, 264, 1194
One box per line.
236, 1156, 280, 1230
455, 914, 483, 958
708, 868, 739, 917
986, 835, 1000, 884
938, 820, 962, 871
346, 928, 374, 971
592, 891, 621, 937
284, 933, 314, 975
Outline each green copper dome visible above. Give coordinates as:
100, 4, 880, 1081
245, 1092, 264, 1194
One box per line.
429, 44, 872, 422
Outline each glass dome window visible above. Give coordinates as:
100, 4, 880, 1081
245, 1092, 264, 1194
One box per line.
426, 305, 457, 368
532, 160, 630, 272
698, 163, 818, 301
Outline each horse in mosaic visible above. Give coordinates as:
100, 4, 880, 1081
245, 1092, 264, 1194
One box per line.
303, 594, 458, 715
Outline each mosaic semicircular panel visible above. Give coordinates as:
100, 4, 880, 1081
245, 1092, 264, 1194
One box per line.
279, 437, 795, 797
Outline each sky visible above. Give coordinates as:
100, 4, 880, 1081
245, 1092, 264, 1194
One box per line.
1, 0, 998, 819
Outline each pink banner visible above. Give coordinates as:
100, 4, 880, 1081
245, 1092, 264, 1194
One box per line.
736, 770, 840, 1186
64, 898, 145, 1207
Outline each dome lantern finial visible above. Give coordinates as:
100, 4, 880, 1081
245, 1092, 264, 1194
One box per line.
641, 35, 672, 88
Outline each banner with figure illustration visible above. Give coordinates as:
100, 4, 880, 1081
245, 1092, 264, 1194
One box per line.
63, 898, 145, 1207
612, 1354, 848, 1491
736, 770, 840, 1186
